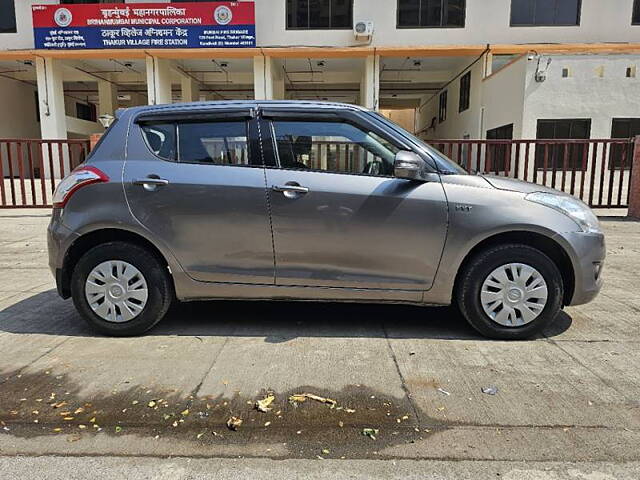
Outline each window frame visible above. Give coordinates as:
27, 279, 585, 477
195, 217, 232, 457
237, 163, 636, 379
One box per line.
261, 109, 408, 179
509, 0, 582, 27
135, 110, 262, 168
534, 118, 591, 171
396, 0, 466, 29
438, 90, 448, 123
0, 0, 17, 34
485, 123, 514, 173
285, 0, 354, 31
609, 118, 640, 170
459, 71, 471, 113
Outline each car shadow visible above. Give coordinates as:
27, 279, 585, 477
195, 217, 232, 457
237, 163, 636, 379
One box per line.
0, 289, 572, 342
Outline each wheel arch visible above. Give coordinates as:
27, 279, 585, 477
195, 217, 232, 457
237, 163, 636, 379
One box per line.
452, 230, 575, 306
59, 228, 172, 299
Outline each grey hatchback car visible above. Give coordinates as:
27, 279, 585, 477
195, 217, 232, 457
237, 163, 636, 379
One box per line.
48, 101, 605, 339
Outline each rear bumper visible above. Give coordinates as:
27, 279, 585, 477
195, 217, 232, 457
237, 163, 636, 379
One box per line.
553, 231, 606, 306
47, 210, 77, 299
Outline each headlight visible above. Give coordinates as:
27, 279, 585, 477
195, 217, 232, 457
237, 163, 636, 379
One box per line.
525, 192, 601, 233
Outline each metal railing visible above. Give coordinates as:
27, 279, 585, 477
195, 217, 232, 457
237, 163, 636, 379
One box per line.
0, 139, 89, 208
431, 139, 634, 208
0, 137, 634, 209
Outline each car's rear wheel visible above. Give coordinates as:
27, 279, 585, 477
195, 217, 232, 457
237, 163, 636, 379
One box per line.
457, 244, 563, 340
71, 241, 173, 336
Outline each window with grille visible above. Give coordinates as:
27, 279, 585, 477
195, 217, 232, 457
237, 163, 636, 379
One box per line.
287, 0, 353, 29
397, 0, 465, 28
510, 0, 581, 26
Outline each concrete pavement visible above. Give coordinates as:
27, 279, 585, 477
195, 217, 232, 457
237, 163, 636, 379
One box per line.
0, 210, 638, 477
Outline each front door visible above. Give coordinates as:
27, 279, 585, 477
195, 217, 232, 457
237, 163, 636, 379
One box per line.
261, 112, 448, 291
123, 110, 275, 284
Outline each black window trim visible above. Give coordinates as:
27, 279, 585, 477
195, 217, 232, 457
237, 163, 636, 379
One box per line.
285, 0, 354, 31
509, 0, 582, 27
136, 110, 261, 168
396, 0, 467, 29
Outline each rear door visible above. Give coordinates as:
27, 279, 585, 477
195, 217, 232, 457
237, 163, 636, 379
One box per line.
261, 109, 449, 291
123, 109, 275, 285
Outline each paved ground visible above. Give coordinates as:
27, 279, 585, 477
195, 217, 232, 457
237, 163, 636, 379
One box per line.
0, 209, 638, 479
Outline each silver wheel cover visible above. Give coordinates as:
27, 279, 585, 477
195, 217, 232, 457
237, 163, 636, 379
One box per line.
85, 260, 149, 323
480, 263, 548, 327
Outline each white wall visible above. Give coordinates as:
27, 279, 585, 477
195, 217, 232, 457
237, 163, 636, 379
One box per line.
418, 58, 485, 140
481, 55, 527, 138
3, 0, 639, 50
0, 77, 40, 139
65, 116, 102, 137
521, 54, 640, 139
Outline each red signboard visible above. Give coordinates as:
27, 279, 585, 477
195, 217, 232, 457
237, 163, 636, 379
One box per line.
32, 2, 256, 49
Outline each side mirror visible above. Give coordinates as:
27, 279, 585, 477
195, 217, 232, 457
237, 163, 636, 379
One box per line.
394, 151, 428, 181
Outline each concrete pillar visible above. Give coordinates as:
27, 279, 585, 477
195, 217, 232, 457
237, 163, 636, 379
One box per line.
269, 58, 284, 100
146, 56, 173, 105
628, 136, 640, 219
254, 55, 277, 100
484, 51, 494, 78
360, 55, 380, 111
35, 56, 67, 140
181, 77, 200, 103
98, 80, 118, 117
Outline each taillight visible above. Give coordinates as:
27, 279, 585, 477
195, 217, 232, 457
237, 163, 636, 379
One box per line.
52, 165, 109, 208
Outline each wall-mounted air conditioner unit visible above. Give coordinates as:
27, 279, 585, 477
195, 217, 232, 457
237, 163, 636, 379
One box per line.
354, 21, 374, 38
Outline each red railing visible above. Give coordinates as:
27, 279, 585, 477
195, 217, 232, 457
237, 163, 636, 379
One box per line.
0, 139, 89, 208
431, 139, 635, 208
0, 137, 635, 209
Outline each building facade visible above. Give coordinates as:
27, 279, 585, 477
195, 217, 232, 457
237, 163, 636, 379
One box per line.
0, 0, 639, 142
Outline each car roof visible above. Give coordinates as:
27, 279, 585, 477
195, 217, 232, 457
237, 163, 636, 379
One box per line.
118, 100, 370, 119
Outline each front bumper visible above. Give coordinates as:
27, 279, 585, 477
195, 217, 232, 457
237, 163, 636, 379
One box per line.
553, 230, 606, 306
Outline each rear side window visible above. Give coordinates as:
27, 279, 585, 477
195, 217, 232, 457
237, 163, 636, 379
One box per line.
140, 119, 253, 166
140, 122, 176, 161
178, 121, 249, 165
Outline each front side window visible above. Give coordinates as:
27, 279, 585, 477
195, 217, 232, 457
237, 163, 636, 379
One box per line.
0, 0, 16, 34
510, 0, 581, 26
634, 0, 640, 25
178, 121, 250, 165
397, 0, 465, 28
287, 0, 353, 29
272, 120, 400, 177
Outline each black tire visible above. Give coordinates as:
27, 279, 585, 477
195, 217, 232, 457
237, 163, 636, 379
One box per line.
71, 241, 173, 336
456, 244, 563, 340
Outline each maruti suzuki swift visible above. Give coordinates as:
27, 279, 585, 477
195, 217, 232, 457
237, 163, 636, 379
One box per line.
47, 101, 605, 339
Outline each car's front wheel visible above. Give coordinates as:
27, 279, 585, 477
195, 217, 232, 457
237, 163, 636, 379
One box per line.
457, 244, 564, 340
71, 241, 173, 336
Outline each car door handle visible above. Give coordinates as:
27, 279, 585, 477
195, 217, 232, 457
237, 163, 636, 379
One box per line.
133, 177, 169, 187
272, 184, 309, 194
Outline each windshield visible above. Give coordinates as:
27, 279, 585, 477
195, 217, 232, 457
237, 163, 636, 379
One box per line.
368, 112, 468, 175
